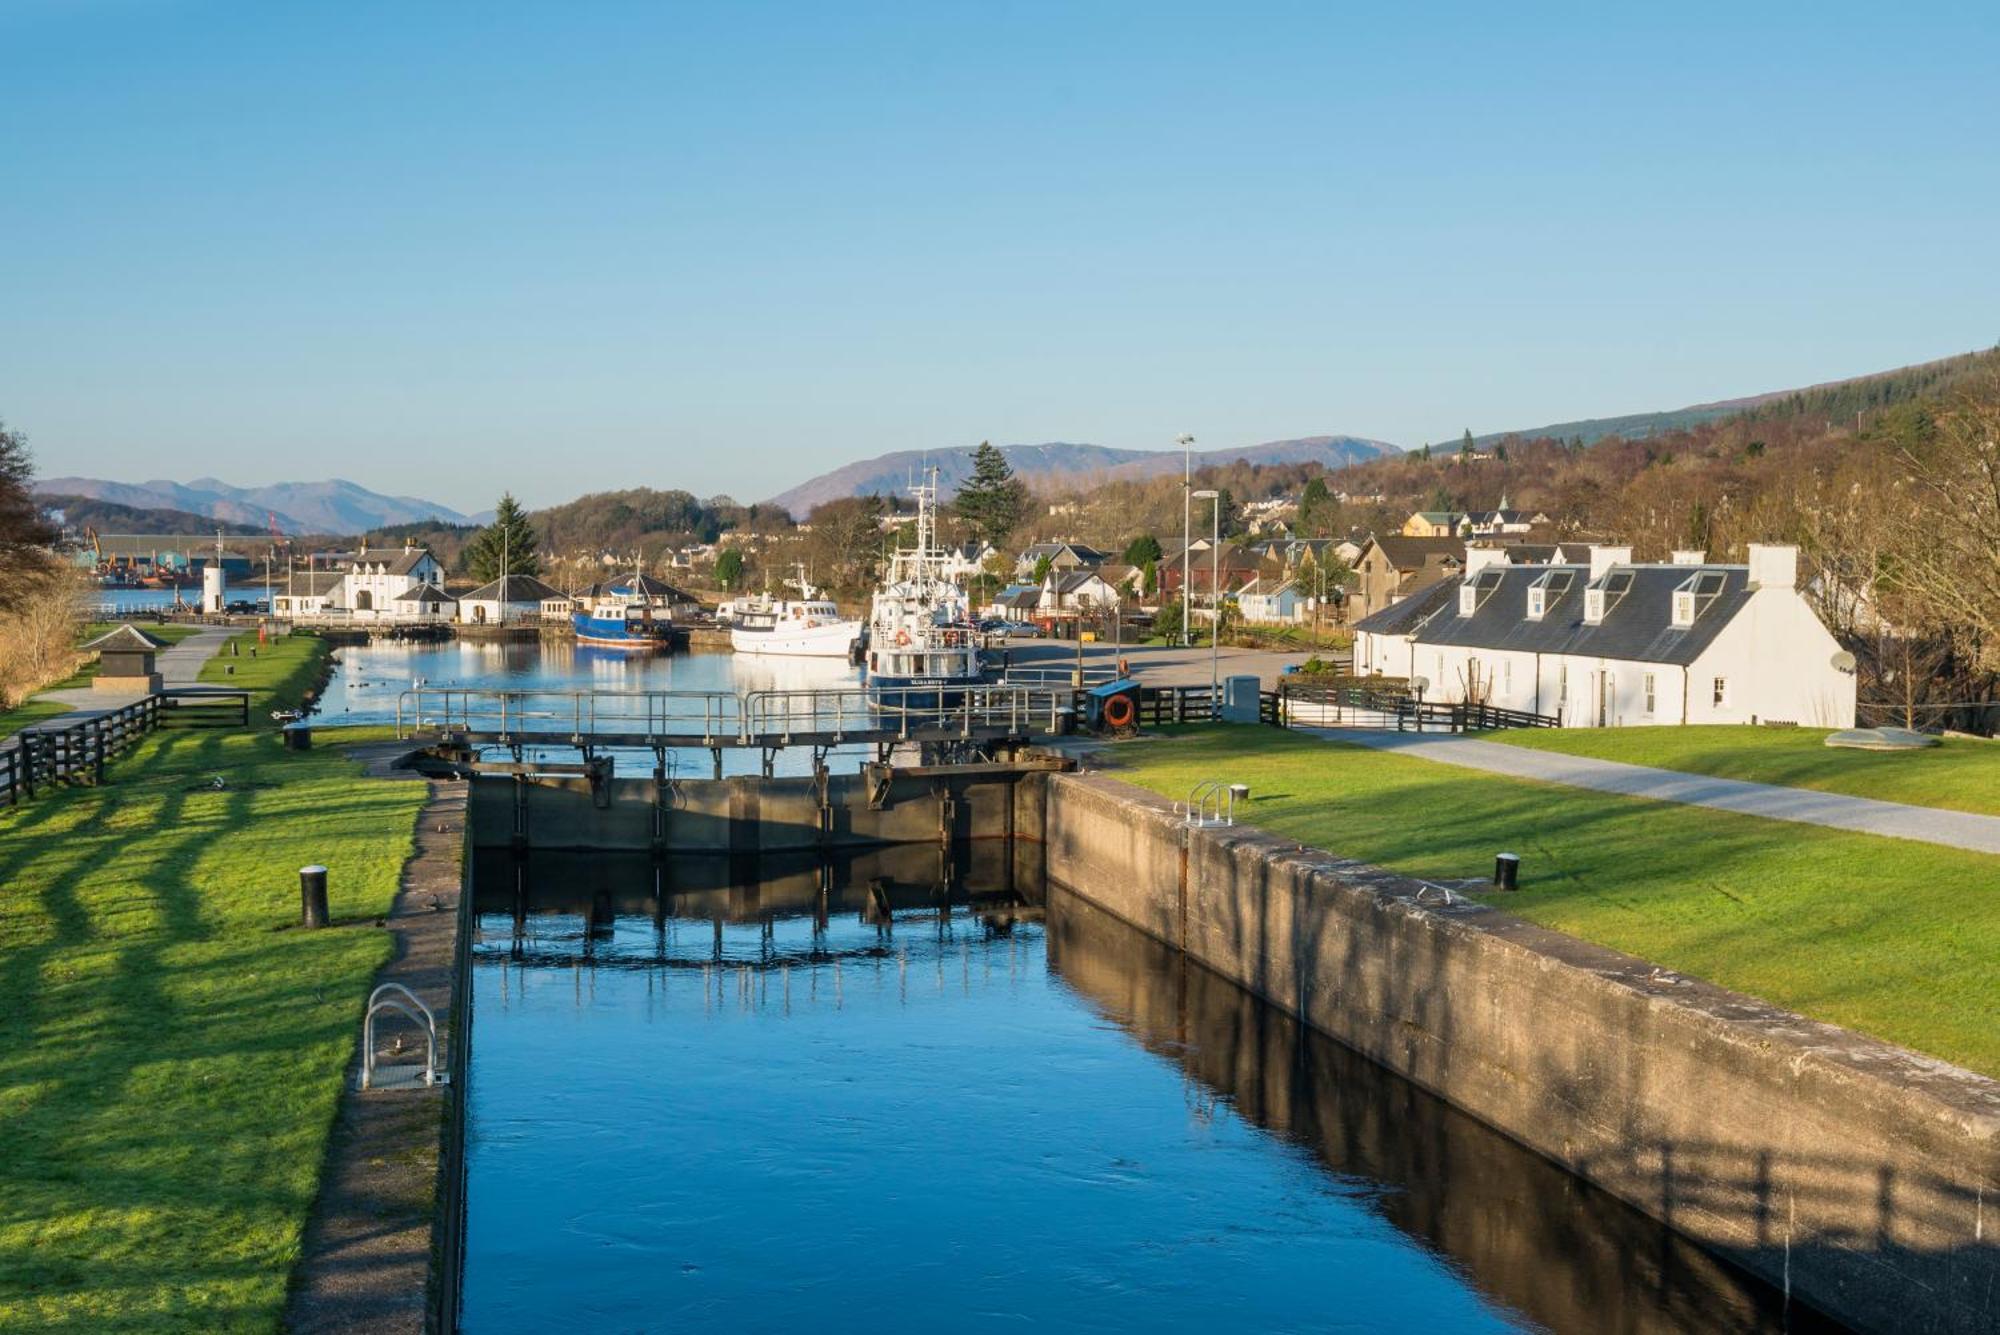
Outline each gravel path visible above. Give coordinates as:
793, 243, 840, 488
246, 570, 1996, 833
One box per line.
1305, 727, 2000, 855
34, 627, 238, 709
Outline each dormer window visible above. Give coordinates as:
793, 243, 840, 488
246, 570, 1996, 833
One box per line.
1671, 569, 1727, 627
1524, 568, 1573, 620
1457, 567, 1504, 617
1584, 570, 1633, 624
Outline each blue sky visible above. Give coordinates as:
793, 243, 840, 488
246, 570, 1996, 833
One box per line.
4, 1, 1996, 511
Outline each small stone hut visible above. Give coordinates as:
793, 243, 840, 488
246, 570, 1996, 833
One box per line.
80, 624, 168, 693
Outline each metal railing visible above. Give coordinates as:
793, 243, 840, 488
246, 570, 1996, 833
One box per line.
393, 683, 1076, 747
359, 984, 446, 1090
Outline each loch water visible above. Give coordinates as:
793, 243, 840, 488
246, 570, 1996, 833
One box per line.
457, 846, 1831, 1333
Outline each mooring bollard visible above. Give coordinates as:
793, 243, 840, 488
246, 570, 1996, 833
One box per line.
300, 864, 330, 928
1493, 852, 1520, 892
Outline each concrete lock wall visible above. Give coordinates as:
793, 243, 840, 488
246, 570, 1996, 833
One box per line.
1043, 771, 2000, 1335
466, 762, 1053, 854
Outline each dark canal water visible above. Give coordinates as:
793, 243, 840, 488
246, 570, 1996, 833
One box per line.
458, 847, 1827, 1333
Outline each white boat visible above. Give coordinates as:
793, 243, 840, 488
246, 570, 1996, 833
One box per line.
728, 567, 861, 658
862, 469, 988, 707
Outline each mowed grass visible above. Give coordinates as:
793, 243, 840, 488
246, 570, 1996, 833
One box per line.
1485, 724, 2000, 817
1110, 727, 2000, 1078
0, 701, 76, 741
0, 635, 426, 1331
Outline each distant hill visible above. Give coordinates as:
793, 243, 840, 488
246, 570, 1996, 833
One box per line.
30, 476, 479, 535
766, 435, 1402, 516
39, 494, 268, 538
1468, 348, 2000, 448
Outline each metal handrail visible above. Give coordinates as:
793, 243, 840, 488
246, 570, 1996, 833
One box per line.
1180, 777, 1240, 827
360, 983, 445, 1089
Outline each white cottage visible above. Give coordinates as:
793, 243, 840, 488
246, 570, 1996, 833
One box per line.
1351, 544, 1856, 727
271, 569, 345, 617
459, 574, 566, 626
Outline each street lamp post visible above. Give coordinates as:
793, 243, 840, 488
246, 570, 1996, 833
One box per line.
1177, 434, 1194, 647
1193, 489, 1221, 700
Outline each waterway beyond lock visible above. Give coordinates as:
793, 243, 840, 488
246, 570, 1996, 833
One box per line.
456, 845, 1830, 1333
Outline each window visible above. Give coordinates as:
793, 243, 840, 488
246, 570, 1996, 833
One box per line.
1557, 662, 1568, 705
1525, 568, 1573, 620
1502, 659, 1512, 694
1644, 672, 1657, 715
1459, 585, 1476, 616
1527, 586, 1545, 618
1673, 570, 1727, 626
1712, 677, 1729, 707
1584, 589, 1605, 623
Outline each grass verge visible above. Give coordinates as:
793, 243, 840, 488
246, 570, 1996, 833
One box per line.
1109, 727, 2000, 1078
1484, 724, 2000, 817
0, 634, 425, 1331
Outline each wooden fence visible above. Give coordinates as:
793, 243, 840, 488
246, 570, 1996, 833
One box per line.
1277, 682, 1558, 732
0, 689, 251, 808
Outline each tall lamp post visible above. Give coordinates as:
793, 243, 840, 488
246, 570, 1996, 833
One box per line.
1193, 489, 1221, 698
1177, 433, 1195, 647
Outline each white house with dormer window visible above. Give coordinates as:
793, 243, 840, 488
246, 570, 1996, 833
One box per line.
333, 544, 448, 622
1352, 543, 1855, 727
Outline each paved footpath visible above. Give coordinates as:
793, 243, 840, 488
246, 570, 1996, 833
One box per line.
1305, 727, 2000, 856
34, 627, 239, 710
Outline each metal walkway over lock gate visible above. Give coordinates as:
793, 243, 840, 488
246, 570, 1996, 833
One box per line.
397, 684, 1079, 767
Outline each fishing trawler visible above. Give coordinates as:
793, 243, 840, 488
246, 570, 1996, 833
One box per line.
571, 568, 682, 649
728, 566, 862, 658
862, 470, 989, 708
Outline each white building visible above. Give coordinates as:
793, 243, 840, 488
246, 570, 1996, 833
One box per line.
330, 545, 448, 622
1236, 578, 1312, 624
459, 574, 566, 626
1039, 570, 1123, 614
1351, 544, 1856, 727
271, 569, 344, 617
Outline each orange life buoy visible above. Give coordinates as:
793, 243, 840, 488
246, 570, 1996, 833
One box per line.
895, 629, 912, 647
1102, 693, 1136, 728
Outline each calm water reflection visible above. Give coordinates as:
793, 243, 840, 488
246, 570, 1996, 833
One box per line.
459, 849, 1830, 1333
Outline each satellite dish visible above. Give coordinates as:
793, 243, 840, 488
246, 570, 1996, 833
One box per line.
1830, 650, 1856, 673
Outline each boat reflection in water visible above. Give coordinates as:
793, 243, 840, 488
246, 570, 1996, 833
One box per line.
461, 845, 1837, 1334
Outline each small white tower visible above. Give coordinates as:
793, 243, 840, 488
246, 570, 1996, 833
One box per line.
202, 529, 227, 613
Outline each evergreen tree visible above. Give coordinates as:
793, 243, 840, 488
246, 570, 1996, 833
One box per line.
466, 493, 542, 580
1032, 554, 1054, 584
1297, 476, 1340, 537
1461, 429, 1475, 456
1122, 533, 1163, 567
714, 548, 744, 589
1419, 442, 1431, 461
954, 441, 1029, 545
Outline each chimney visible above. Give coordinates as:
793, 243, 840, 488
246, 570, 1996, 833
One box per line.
1588, 545, 1632, 580
1745, 543, 1799, 590
1670, 549, 1705, 565
1464, 545, 1511, 575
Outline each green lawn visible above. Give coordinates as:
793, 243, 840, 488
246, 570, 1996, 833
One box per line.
1484, 724, 2000, 817
0, 701, 75, 741
197, 631, 326, 713
0, 634, 426, 1330
1109, 727, 2000, 1078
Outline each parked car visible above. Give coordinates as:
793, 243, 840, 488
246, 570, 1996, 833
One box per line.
225, 599, 261, 614
1004, 620, 1045, 638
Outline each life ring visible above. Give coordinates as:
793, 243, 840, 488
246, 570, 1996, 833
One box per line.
1102, 693, 1136, 728
895, 629, 912, 647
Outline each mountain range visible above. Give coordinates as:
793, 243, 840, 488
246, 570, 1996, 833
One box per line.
30, 476, 484, 535
763, 435, 1403, 516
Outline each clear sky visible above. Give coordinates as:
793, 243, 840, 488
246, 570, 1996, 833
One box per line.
4, 1, 1996, 512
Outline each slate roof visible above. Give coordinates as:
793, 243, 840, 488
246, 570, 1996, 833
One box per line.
462, 575, 565, 603
1390, 563, 1754, 666
394, 584, 457, 604
283, 571, 345, 596
1051, 570, 1115, 595
998, 589, 1041, 611
1351, 578, 1457, 635
1365, 535, 1466, 570
352, 549, 436, 576
81, 624, 167, 652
